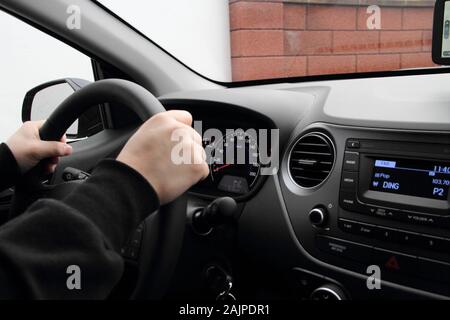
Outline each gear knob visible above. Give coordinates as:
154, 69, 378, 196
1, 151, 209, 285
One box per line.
192, 197, 238, 235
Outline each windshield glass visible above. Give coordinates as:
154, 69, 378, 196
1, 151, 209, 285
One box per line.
98, 0, 437, 83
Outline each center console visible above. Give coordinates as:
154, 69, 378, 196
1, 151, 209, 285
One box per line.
281, 124, 450, 297
335, 138, 450, 288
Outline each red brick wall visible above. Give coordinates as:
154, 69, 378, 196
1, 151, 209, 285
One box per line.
229, 0, 436, 81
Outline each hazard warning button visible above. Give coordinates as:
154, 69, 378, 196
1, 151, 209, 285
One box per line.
385, 255, 400, 271
372, 248, 418, 276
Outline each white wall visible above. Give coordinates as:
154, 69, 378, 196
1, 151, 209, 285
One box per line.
0, 10, 94, 142
0, 1, 231, 142
98, 0, 232, 82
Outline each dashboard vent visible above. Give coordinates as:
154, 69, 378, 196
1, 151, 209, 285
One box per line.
288, 132, 335, 188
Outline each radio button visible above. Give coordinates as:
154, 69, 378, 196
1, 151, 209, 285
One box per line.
417, 234, 450, 254
338, 219, 376, 237
397, 211, 441, 227
417, 235, 445, 251
396, 231, 423, 247
361, 206, 377, 215
346, 140, 360, 149
339, 192, 359, 212
343, 152, 359, 171
341, 171, 357, 190
371, 207, 397, 219
338, 219, 357, 233
316, 235, 372, 263
373, 226, 399, 242
355, 223, 376, 237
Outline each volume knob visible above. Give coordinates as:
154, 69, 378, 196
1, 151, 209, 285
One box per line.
311, 284, 347, 300
309, 207, 327, 227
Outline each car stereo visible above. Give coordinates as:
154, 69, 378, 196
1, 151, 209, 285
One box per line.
340, 139, 450, 228
368, 158, 450, 200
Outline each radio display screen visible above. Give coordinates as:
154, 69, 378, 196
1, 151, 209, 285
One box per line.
370, 158, 450, 200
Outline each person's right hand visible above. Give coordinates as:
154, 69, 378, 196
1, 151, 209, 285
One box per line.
6, 120, 72, 174
117, 110, 209, 205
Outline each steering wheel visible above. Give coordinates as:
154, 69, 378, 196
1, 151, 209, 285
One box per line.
10, 79, 187, 299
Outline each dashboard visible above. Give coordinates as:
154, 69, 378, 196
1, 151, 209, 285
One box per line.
163, 101, 275, 200
159, 72, 450, 300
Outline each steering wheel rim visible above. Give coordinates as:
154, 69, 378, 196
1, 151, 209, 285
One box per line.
10, 79, 187, 300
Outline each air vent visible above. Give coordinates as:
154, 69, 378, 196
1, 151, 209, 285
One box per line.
288, 132, 335, 188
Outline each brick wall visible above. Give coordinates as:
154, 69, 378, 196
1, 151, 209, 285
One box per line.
229, 0, 436, 81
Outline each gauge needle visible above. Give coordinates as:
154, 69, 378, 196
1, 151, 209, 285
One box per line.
213, 164, 232, 172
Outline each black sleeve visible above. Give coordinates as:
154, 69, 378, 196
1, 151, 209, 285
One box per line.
0, 159, 160, 299
0, 143, 21, 191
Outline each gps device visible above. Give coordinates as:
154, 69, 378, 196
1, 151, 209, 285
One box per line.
432, 0, 450, 64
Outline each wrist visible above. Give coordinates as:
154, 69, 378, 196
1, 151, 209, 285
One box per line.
115, 155, 162, 204
5, 140, 28, 174
0, 143, 22, 182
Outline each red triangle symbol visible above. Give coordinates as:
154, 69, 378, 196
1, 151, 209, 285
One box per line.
385, 256, 400, 270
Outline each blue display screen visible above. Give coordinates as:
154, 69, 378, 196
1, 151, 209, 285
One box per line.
370, 158, 450, 200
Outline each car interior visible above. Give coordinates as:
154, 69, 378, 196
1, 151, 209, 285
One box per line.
2, 0, 450, 300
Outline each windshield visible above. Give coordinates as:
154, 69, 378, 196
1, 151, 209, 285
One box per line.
98, 0, 437, 83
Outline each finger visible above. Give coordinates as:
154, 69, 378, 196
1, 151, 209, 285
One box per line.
49, 156, 59, 165
191, 128, 203, 145
165, 110, 193, 126
176, 125, 203, 145
35, 120, 46, 128
192, 144, 209, 179
45, 163, 58, 174
37, 141, 72, 159
60, 134, 67, 144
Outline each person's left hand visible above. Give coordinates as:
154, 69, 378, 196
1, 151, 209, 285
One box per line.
6, 121, 73, 174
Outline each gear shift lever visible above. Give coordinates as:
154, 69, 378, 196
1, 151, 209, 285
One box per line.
192, 197, 237, 235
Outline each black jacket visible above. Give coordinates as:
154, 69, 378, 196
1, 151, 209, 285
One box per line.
0, 143, 159, 299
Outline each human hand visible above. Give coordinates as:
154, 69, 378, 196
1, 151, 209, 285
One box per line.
6, 121, 73, 174
117, 110, 209, 205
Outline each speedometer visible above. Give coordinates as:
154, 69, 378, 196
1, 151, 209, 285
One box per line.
208, 130, 260, 194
